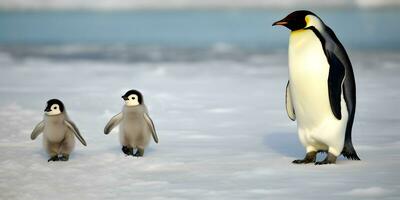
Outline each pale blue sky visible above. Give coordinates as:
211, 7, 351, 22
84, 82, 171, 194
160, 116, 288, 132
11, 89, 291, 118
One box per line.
0, 0, 398, 10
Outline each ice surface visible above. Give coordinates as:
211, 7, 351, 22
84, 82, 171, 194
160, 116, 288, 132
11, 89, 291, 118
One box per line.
0, 51, 399, 199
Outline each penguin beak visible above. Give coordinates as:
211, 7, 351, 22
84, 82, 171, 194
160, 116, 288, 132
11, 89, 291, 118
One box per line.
44, 107, 51, 112
272, 20, 288, 26
122, 96, 128, 100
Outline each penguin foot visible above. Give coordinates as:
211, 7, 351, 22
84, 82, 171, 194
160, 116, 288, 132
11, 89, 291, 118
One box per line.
292, 151, 317, 164
315, 152, 337, 165
122, 146, 134, 156
59, 155, 69, 161
48, 155, 60, 162
133, 148, 144, 157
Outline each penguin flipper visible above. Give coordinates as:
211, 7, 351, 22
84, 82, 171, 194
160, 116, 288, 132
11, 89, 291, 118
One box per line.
285, 81, 296, 121
309, 25, 359, 159
306, 26, 345, 120
326, 51, 345, 120
324, 26, 359, 159
65, 120, 87, 146
31, 121, 44, 140
104, 112, 123, 135
144, 113, 158, 143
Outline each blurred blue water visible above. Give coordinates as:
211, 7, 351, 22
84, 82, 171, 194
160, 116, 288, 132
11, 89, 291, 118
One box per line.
0, 9, 399, 62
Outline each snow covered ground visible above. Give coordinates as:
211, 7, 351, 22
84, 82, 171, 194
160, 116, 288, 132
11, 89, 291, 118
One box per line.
0, 51, 399, 199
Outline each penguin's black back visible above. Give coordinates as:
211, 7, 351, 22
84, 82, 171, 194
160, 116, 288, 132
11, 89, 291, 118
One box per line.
308, 24, 360, 160
325, 26, 359, 160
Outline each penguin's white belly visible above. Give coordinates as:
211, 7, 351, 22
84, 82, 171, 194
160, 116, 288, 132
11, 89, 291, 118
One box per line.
288, 29, 348, 155
43, 122, 67, 143
119, 116, 150, 148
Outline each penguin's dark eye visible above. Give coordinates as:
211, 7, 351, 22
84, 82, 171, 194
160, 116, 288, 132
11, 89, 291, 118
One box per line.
53, 106, 57, 109
131, 97, 135, 100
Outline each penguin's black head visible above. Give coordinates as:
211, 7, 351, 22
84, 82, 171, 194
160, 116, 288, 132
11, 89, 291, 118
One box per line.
272, 10, 317, 31
45, 99, 64, 115
121, 89, 143, 106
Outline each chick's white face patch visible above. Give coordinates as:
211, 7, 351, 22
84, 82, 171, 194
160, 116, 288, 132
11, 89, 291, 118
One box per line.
46, 104, 61, 115
124, 94, 140, 106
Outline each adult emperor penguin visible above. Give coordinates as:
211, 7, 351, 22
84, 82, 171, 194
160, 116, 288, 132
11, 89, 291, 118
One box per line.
272, 10, 360, 164
31, 99, 87, 162
104, 89, 158, 157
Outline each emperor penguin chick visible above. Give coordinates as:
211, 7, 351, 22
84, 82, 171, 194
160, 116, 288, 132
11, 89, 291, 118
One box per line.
104, 90, 158, 157
31, 99, 87, 162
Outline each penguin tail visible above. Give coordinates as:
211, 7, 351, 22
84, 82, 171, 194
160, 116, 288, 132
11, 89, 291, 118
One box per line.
341, 141, 360, 160
342, 102, 360, 160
